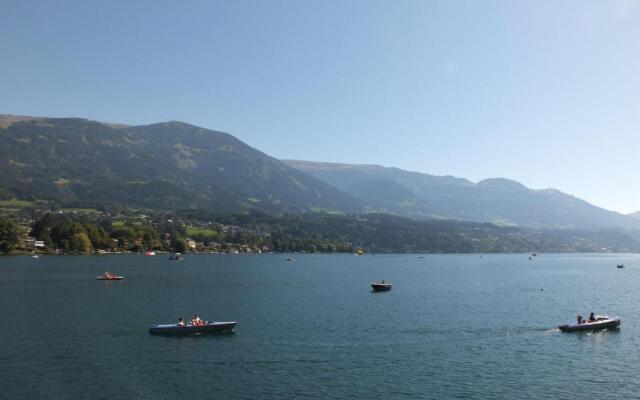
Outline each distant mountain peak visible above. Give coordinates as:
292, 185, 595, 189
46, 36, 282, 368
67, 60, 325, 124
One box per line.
154, 120, 199, 128
477, 178, 528, 190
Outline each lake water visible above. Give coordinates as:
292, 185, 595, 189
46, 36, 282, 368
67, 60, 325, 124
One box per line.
1, 253, 639, 399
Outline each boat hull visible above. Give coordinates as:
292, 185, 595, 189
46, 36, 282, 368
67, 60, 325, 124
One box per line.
96, 276, 123, 280
559, 318, 620, 332
371, 283, 392, 292
149, 321, 236, 335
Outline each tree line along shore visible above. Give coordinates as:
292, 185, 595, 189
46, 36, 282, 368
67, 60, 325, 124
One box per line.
2, 208, 640, 255
0, 211, 358, 255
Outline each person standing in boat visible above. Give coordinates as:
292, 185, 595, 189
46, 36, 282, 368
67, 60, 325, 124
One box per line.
177, 317, 185, 327
577, 315, 583, 325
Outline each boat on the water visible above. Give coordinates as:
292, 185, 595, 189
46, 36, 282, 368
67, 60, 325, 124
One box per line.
149, 321, 237, 335
168, 253, 183, 261
96, 272, 123, 280
145, 250, 156, 256
371, 281, 392, 292
285, 257, 295, 261
559, 316, 620, 332
617, 264, 625, 269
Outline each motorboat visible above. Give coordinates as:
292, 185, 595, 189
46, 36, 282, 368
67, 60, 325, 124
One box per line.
371, 281, 392, 292
285, 257, 295, 261
96, 272, 123, 280
145, 250, 156, 256
149, 321, 237, 335
617, 264, 625, 269
168, 253, 183, 260
559, 316, 620, 332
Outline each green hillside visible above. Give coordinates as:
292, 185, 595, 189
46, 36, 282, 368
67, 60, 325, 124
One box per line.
0, 117, 360, 213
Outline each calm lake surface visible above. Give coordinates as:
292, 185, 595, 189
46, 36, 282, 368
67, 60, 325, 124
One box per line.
1, 253, 639, 399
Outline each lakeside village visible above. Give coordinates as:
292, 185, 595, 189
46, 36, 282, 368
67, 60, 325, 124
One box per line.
0, 208, 359, 255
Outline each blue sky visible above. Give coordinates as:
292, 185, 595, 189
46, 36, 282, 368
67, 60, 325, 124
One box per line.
1, 1, 639, 212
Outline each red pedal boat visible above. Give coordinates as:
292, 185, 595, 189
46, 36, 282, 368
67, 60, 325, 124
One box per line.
96, 272, 123, 280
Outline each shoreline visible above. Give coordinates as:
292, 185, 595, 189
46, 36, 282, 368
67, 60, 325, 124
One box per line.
4, 251, 640, 256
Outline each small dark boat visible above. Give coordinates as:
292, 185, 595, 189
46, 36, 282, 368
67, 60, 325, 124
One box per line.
149, 321, 237, 335
559, 316, 620, 332
285, 257, 295, 261
96, 272, 123, 280
169, 253, 183, 261
371, 282, 392, 292
617, 264, 625, 269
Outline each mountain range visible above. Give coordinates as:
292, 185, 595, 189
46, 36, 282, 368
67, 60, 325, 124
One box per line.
1, 114, 638, 231
283, 160, 639, 229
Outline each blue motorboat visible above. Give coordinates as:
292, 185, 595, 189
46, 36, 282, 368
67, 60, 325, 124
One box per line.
149, 321, 236, 335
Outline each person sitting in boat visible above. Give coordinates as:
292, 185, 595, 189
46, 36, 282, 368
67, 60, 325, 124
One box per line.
588, 312, 597, 323
576, 315, 583, 325
192, 314, 203, 326
177, 317, 185, 327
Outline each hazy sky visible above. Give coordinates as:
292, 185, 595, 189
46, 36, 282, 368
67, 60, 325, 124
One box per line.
1, 1, 639, 213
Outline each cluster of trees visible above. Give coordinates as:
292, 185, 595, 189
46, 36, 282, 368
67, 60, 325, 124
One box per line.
0, 218, 19, 253
32, 214, 108, 252
29, 214, 170, 253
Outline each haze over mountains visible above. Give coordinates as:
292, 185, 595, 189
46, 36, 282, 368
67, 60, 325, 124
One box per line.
1, 114, 638, 231
284, 160, 639, 230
